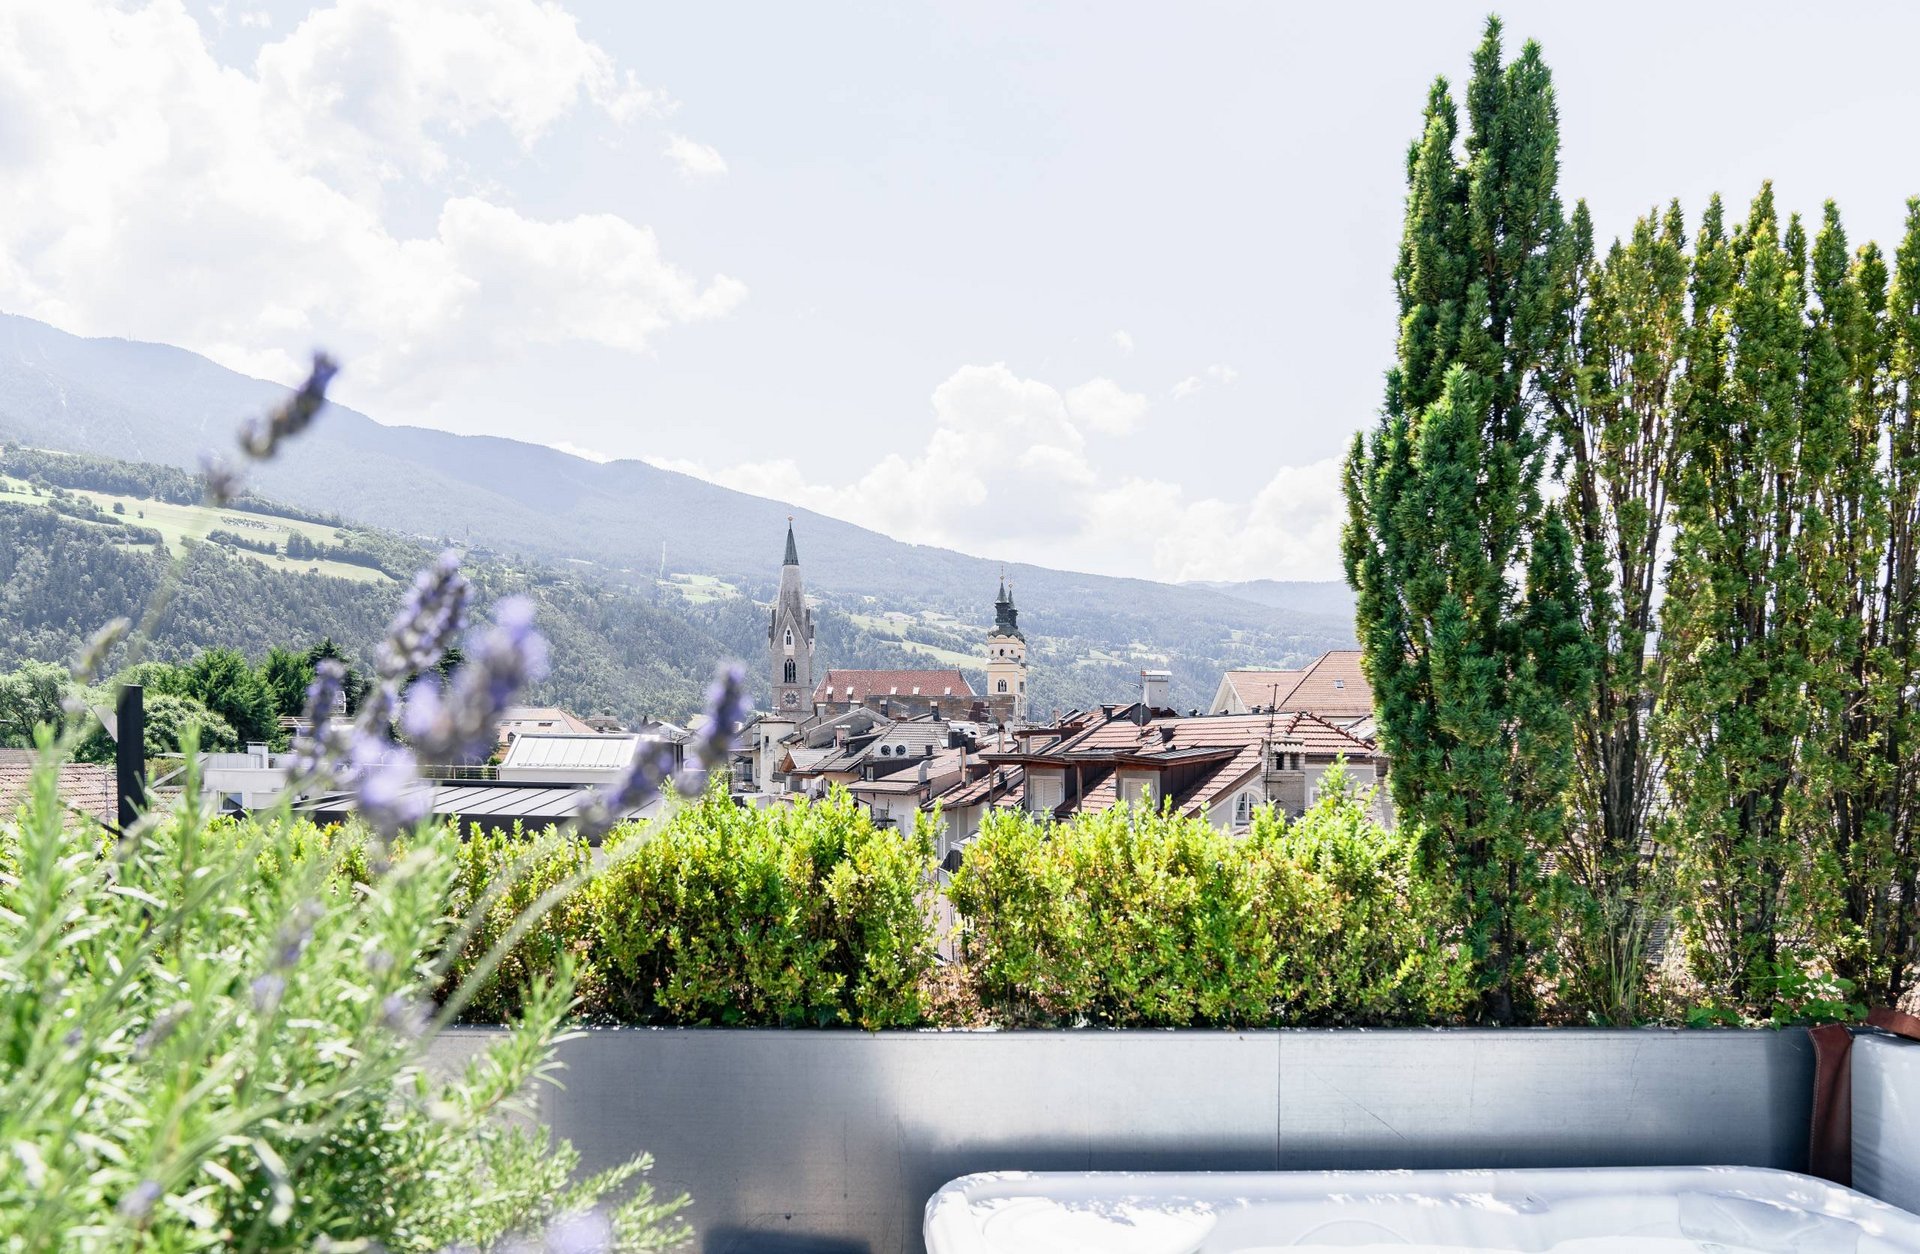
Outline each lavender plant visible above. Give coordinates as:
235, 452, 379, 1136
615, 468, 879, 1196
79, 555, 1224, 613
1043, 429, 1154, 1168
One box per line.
0, 356, 750, 1250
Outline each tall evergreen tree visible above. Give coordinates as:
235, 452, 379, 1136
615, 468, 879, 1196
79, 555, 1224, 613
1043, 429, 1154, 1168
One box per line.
1809, 200, 1920, 1005
1544, 200, 1689, 1022
1657, 187, 1832, 1014
1342, 17, 1593, 1023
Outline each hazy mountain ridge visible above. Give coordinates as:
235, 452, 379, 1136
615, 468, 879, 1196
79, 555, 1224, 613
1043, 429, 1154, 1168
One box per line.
0, 313, 1357, 708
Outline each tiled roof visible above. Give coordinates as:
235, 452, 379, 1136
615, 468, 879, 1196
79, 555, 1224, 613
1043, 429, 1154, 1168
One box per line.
1177, 744, 1266, 817
1280, 650, 1373, 718
936, 765, 1024, 810
813, 669, 976, 704
0, 759, 117, 825
1058, 711, 1374, 759
1221, 669, 1303, 712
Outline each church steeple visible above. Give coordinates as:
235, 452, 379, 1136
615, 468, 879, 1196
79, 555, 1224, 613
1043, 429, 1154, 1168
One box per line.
993, 574, 1022, 640
769, 518, 815, 716
985, 567, 1028, 724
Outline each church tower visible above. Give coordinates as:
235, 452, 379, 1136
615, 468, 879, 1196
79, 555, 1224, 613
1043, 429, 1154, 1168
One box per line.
984, 574, 1027, 724
769, 520, 816, 714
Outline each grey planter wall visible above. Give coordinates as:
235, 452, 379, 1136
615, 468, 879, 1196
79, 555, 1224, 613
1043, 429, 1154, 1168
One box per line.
429, 1027, 1814, 1254
1854, 1032, 1920, 1214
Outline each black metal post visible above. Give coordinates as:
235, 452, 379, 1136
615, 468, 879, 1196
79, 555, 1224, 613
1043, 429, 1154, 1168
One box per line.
116, 683, 145, 829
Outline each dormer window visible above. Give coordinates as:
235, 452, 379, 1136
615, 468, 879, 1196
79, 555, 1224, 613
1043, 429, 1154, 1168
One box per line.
1333, 678, 1344, 688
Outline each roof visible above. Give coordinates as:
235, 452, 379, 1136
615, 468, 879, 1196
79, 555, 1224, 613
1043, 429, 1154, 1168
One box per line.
813, 669, 976, 704
989, 709, 1376, 823
1213, 652, 1372, 719
1219, 669, 1303, 713
1281, 650, 1373, 718
0, 755, 117, 825
496, 707, 596, 737
935, 765, 1024, 810
499, 733, 639, 771
295, 779, 666, 841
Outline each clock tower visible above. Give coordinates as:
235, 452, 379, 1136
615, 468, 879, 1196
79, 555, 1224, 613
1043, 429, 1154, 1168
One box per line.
768, 520, 815, 714
985, 574, 1027, 724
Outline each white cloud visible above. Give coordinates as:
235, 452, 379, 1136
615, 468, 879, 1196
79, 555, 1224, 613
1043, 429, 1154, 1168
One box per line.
1064, 378, 1149, 435
1170, 362, 1238, 401
663, 133, 728, 179
1111, 329, 1134, 353
662, 363, 1346, 582
0, 0, 739, 414
551, 440, 613, 463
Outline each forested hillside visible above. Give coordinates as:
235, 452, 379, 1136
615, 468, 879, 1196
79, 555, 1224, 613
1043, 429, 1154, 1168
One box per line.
0, 313, 1356, 710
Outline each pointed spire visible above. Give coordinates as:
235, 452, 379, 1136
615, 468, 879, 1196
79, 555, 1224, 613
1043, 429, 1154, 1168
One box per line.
783, 516, 799, 567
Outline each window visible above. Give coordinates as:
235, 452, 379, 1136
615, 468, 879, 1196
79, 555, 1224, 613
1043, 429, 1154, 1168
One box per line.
783, 659, 797, 684
1333, 678, 1345, 689
784, 627, 794, 652
1119, 776, 1153, 807
1234, 791, 1254, 825
997, 679, 1008, 693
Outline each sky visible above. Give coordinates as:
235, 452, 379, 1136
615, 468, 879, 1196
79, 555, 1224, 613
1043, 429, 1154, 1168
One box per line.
2, 1, 1918, 584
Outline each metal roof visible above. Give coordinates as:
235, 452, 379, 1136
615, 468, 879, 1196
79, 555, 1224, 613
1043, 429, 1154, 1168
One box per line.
499, 733, 640, 771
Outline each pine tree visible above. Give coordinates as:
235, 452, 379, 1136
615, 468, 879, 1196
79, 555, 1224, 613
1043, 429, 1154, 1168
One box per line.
1342, 17, 1593, 1023
1545, 200, 1689, 1022
1658, 187, 1831, 1014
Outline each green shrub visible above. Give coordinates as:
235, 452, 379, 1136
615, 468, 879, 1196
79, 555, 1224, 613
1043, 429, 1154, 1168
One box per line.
1249, 772, 1473, 1023
590, 787, 937, 1028
0, 746, 687, 1251
442, 823, 601, 1024
949, 771, 1469, 1027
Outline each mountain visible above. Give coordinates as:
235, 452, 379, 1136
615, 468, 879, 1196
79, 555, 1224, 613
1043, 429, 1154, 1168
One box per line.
0, 313, 1356, 709
1187, 579, 1357, 621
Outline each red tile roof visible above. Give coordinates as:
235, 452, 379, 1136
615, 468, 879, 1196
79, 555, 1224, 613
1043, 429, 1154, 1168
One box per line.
1279, 650, 1372, 719
813, 669, 976, 704
1059, 710, 1375, 759
0, 758, 117, 825
1221, 669, 1303, 712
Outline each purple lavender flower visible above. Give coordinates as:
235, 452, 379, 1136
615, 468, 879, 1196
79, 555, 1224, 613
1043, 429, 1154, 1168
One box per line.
692, 664, 750, 772
379, 992, 430, 1039
574, 738, 678, 842
199, 452, 245, 506
288, 659, 348, 782
132, 1002, 191, 1061
69, 617, 130, 684
401, 596, 547, 766
377, 551, 471, 682
348, 734, 427, 837
237, 352, 339, 460
251, 974, 286, 1014
117, 1179, 162, 1221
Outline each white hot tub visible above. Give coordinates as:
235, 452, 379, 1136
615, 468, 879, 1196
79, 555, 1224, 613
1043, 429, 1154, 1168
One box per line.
923, 1167, 1920, 1253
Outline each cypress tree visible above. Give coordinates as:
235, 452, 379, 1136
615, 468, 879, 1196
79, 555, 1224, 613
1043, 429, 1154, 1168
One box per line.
1342, 17, 1593, 1023
1811, 200, 1920, 1005
1657, 186, 1830, 1014
1544, 199, 1689, 1023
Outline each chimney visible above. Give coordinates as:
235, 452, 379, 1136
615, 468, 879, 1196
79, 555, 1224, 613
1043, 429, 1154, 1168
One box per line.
1141, 669, 1172, 710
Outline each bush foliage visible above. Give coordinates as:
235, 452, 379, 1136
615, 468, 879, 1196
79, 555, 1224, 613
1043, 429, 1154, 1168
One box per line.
0, 746, 688, 1252
949, 769, 1471, 1026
